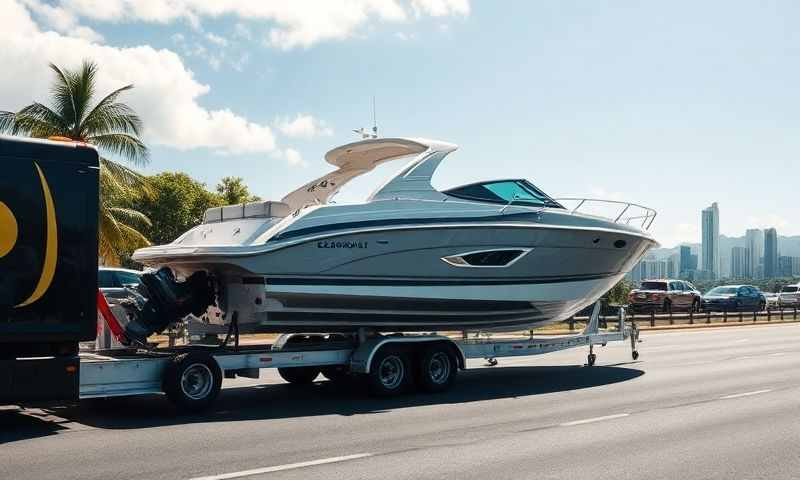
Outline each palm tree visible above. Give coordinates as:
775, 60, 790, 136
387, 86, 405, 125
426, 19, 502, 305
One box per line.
0, 60, 151, 265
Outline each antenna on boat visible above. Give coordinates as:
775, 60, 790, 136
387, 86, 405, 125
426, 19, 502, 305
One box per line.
352, 96, 379, 139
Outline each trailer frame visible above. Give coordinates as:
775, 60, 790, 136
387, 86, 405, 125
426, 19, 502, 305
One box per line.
77, 302, 639, 411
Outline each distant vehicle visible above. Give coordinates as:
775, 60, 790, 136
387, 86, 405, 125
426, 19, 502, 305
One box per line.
763, 292, 780, 309
628, 279, 701, 313
98, 267, 143, 303
778, 284, 800, 308
701, 285, 766, 312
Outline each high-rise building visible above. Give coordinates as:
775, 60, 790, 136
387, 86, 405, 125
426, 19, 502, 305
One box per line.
701, 202, 720, 279
778, 256, 800, 278
679, 245, 692, 274
667, 253, 680, 278
745, 229, 764, 278
764, 228, 779, 278
730, 246, 747, 278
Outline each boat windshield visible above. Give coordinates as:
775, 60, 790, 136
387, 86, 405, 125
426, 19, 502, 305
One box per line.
444, 180, 563, 208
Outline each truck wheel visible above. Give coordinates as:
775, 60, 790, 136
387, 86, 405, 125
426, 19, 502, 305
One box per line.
321, 365, 350, 383
163, 351, 222, 413
417, 345, 457, 393
367, 347, 411, 396
278, 367, 320, 385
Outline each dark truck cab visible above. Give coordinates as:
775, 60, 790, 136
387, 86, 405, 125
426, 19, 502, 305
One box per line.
0, 136, 98, 403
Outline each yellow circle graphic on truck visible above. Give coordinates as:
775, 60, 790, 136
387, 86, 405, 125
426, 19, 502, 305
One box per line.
0, 200, 18, 258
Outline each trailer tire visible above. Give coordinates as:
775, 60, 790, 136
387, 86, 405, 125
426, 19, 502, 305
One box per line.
278, 367, 320, 385
417, 344, 457, 393
367, 347, 411, 396
163, 351, 222, 413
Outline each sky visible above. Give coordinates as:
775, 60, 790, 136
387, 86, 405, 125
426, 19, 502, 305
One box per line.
2, 0, 799, 248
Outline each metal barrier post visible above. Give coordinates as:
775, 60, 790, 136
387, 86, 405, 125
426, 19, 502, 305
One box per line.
739, 309, 743, 322
723, 309, 728, 323
767, 308, 771, 322
650, 310, 655, 327
753, 309, 757, 322
794, 307, 798, 320
781, 308, 785, 321
689, 309, 694, 325
706, 309, 711, 324
669, 310, 674, 325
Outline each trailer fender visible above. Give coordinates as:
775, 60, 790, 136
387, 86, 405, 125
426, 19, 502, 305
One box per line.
350, 336, 465, 374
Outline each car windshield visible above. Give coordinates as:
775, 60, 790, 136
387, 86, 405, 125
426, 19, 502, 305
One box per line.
781, 286, 798, 293
640, 281, 667, 291
708, 287, 738, 295
444, 180, 563, 208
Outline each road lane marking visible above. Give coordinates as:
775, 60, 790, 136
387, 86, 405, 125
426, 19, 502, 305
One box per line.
189, 453, 373, 480
560, 413, 630, 427
719, 389, 773, 400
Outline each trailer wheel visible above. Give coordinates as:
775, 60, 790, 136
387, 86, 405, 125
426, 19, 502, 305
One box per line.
417, 345, 457, 393
367, 347, 411, 396
277, 367, 320, 385
163, 351, 222, 413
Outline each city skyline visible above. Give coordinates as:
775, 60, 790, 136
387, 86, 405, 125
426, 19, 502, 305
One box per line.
630, 201, 800, 283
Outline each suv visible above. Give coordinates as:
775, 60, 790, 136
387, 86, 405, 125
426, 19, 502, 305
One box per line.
628, 279, 701, 313
778, 284, 800, 308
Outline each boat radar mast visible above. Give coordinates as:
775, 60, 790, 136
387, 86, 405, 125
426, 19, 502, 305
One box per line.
353, 96, 379, 139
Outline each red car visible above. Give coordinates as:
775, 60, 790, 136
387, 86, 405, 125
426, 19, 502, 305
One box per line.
628, 279, 702, 313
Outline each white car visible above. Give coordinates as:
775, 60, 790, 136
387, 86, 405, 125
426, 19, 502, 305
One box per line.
763, 292, 780, 309
778, 284, 800, 308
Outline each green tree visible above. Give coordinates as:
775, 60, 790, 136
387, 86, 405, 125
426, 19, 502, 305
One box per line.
604, 279, 633, 305
0, 60, 150, 265
216, 176, 260, 205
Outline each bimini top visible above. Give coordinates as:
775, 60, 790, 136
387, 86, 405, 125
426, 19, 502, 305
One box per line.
280, 137, 457, 212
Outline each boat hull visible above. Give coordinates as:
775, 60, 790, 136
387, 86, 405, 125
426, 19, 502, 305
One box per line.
234, 273, 625, 332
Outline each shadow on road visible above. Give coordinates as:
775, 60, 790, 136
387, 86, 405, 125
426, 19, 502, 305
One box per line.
0, 364, 643, 443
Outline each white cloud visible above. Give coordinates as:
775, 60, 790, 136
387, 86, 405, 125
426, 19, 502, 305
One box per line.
40, 0, 470, 50
284, 148, 307, 167
410, 0, 470, 17
21, 0, 104, 42
276, 114, 334, 139
0, 0, 276, 155
205, 32, 228, 47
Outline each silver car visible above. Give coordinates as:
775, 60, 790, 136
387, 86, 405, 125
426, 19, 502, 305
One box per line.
778, 284, 800, 308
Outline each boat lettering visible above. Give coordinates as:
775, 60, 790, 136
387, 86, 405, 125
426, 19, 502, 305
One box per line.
317, 240, 369, 249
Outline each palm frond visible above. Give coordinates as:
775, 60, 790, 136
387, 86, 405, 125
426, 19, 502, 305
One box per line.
89, 133, 149, 166
80, 84, 139, 135
68, 61, 97, 135
0, 111, 16, 133
10, 103, 69, 137
48, 63, 77, 128
99, 157, 150, 192
107, 206, 151, 227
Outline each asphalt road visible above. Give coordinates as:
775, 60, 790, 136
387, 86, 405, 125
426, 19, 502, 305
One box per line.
2, 323, 799, 480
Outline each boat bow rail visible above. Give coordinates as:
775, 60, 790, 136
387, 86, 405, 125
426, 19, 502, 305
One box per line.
552, 198, 657, 230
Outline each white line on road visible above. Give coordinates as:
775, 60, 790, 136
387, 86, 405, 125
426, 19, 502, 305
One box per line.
560, 413, 630, 427
719, 389, 773, 400
189, 453, 374, 480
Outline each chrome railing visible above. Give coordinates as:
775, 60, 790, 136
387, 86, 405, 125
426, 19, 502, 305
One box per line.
552, 198, 657, 230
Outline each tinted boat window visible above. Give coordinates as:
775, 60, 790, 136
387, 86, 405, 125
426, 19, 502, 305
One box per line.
444, 180, 561, 207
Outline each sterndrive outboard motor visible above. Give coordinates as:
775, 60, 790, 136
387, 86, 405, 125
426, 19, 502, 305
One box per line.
121, 268, 215, 345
